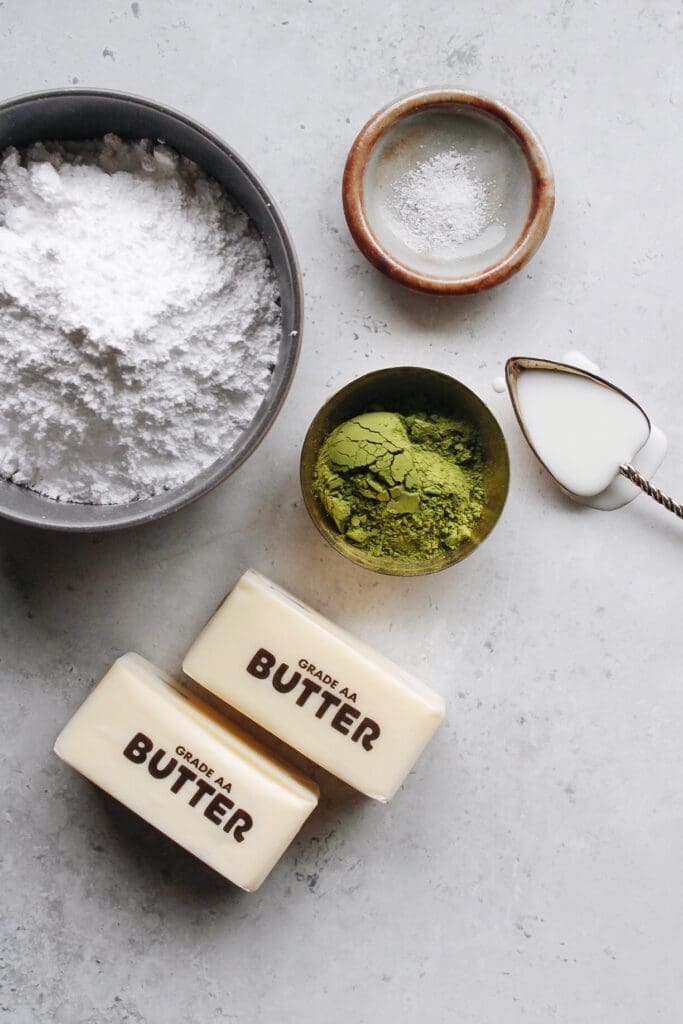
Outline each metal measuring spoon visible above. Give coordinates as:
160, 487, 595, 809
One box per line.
505, 357, 683, 520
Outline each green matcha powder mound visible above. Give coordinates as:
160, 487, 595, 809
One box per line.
313, 410, 486, 561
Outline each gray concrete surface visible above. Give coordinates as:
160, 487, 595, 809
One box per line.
1, 1, 682, 1021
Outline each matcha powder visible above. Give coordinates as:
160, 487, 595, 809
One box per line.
314, 410, 486, 562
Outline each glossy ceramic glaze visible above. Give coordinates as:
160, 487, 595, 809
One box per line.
343, 89, 554, 295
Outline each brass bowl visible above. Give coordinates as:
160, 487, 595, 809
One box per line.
300, 367, 510, 576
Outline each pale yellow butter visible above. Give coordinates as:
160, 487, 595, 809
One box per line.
54, 653, 319, 891
183, 570, 445, 802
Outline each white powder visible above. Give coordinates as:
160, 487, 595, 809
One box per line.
390, 148, 490, 254
0, 134, 281, 505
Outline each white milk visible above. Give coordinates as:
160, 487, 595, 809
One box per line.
557, 352, 668, 510
515, 367, 651, 497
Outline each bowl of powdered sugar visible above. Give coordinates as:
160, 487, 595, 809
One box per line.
0, 89, 301, 530
343, 88, 554, 295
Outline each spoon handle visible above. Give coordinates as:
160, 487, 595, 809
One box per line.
619, 464, 683, 520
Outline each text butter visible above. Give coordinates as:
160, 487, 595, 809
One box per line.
183, 570, 445, 802
54, 653, 319, 891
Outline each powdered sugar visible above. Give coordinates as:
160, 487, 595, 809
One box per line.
0, 135, 281, 504
389, 148, 491, 254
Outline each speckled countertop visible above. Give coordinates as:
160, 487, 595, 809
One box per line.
1, 2, 682, 1022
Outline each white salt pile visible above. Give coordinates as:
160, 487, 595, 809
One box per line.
389, 148, 492, 255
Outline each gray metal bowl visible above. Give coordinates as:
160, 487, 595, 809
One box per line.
0, 89, 302, 531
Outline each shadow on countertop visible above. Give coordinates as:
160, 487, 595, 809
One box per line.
82, 763, 372, 915
0, 492, 217, 637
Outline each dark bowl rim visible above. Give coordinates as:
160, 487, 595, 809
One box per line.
342, 87, 555, 296
299, 365, 511, 577
0, 87, 303, 532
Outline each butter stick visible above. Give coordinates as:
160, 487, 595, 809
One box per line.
183, 570, 445, 802
54, 653, 319, 891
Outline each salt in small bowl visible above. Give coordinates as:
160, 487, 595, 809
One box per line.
342, 88, 555, 295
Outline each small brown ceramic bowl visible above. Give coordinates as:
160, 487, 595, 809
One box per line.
342, 88, 555, 295
300, 367, 510, 577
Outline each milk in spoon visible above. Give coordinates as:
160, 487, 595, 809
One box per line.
513, 365, 651, 498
